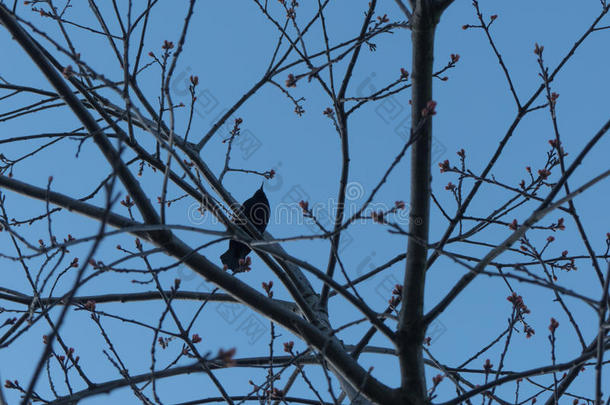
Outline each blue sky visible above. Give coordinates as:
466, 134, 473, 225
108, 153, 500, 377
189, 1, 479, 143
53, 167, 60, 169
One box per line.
1, 0, 609, 403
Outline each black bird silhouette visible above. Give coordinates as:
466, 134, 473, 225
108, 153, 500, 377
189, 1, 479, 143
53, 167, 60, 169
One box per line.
220, 184, 270, 271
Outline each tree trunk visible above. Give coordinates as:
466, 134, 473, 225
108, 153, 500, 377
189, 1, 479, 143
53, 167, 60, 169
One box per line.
398, 1, 441, 403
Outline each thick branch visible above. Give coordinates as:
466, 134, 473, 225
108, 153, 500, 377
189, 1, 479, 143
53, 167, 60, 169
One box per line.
0, 289, 299, 313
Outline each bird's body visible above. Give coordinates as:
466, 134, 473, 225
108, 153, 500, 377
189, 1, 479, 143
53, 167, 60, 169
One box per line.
220, 185, 270, 271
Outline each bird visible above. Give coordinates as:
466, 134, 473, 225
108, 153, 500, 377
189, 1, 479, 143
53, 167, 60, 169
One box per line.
220, 184, 270, 272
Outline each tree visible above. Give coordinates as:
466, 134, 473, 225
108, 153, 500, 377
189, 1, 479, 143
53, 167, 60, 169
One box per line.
0, 0, 609, 404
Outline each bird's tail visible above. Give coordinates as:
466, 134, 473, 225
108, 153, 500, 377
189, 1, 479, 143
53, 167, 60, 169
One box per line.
220, 249, 239, 271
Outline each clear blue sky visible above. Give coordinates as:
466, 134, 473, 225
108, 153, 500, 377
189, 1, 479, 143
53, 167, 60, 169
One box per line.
1, 0, 609, 403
